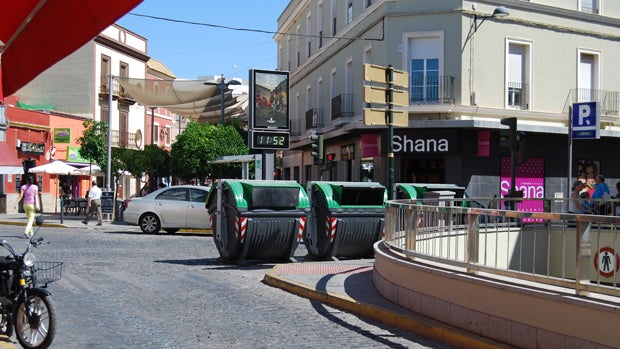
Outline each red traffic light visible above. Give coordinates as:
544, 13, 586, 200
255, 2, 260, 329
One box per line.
326, 153, 336, 161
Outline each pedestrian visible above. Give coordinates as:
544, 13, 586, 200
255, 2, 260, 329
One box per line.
82, 180, 102, 226
568, 180, 585, 214
14, 174, 40, 238
590, 174, 611, 215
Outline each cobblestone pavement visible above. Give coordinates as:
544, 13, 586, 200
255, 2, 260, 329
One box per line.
0, 223, 453, 349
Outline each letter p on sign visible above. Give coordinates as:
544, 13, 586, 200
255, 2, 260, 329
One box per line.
579, 104, 592, 125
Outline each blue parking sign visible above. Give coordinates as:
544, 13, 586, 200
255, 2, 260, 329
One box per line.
572, 102, 600, 139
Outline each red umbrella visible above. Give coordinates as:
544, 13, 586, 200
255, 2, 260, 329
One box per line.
0, 0, 143, 99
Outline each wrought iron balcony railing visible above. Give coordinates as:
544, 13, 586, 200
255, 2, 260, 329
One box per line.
305, 108, 324, 130
331, 94, 354, 119
507, 82, 529, 109
410, 76, 455, 104
563, 88, 619, 116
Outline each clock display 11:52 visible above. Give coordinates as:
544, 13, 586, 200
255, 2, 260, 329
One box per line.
252, 131, 290, 149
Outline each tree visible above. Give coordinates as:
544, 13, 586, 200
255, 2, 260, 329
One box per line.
77, 120, 108, 169
170, 122, 248, 182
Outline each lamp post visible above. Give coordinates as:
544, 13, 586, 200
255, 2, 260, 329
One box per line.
204, 74, 241, 125
473, 6, 509, 32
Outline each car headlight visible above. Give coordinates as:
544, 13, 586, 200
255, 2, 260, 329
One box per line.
23, 252, 36, 267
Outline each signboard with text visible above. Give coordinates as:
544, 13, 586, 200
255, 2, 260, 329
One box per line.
501, 157, 544, 220
572, 101, 600, 139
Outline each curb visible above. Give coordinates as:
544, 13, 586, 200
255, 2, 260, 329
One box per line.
263, 265, 511, 349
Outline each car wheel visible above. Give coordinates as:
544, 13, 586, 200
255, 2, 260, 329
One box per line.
164, 229, 179, 234
139, 213, 161, 234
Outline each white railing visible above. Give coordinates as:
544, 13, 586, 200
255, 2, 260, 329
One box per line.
383, 198, 620, 298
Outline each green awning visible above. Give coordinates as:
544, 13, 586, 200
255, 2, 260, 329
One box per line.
17, 100, 54, 111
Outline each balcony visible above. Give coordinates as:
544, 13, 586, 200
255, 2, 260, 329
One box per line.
98, 83, 120, 101
507, 82, 529, 110
409, 76, 455, 105
305, 108, 324, 130
117, 92, 136, 106
563, 88, 619, 116
331, 94, 354, 120
111, 130, 140, 150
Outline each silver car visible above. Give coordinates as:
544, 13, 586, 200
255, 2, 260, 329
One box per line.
123, 185, 211, 234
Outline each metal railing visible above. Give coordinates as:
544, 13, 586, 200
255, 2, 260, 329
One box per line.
409, 76, 455, 105
305, 108, 324, 129
383, 198, 620, 298
563, 88, 619, 116
110, 130, 140, 150
331, 94, 354, 119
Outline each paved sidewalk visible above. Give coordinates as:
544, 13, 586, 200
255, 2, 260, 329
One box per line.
264, 260, 510, 349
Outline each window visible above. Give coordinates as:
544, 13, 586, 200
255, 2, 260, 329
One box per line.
347, 2, 353, 24
407, 34, 443, 104
580, 0, 599, 14
578, 50, 600, 102
318, 2, 323, 48
165, 126, 171, 145
100, 55, 110, 91
506, 41, 531, 110
296, 25, 301, 67
307, 13, 312, 57
366, 0, 373, 8
157, 188, 187, 201
331, 0, 337, 35
119, 62, 128, 95
189, 188, 208, 202
411, 59, 439, 103
154, 123, 160, 144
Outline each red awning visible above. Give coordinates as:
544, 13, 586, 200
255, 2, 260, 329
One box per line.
0, 141, 22, 174
0, 0, 143, 98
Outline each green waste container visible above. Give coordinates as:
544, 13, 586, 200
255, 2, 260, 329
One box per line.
206, 179, 309, 264
305, 181, 386, 261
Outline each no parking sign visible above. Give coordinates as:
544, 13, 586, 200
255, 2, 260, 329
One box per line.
594, 247, 619, 278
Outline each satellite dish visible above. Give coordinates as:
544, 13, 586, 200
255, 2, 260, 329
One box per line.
135, 129, 143, 148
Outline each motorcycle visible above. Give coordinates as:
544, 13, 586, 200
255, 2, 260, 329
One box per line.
0, 215, 62, 349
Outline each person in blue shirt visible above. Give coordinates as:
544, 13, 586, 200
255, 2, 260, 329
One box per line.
590, 174, 611, 214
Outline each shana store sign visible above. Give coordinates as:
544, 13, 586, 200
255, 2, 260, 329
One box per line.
393, 134, 450, 154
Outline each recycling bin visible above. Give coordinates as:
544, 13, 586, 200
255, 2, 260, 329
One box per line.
206, 179, 309, 264
305, 181, 386, 261
395, 183, 465, 202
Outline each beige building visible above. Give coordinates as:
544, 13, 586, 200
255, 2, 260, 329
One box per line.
276, 0, 620, 200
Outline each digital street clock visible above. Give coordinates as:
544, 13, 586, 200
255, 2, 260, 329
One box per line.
250, 130, 290, 150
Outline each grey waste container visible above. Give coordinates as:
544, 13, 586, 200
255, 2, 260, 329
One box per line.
305, 181, 386, 261
206, 179, 310, 264
395, 183, 465, 201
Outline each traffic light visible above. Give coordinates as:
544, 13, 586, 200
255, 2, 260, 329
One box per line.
325, 153, 336, 162
310, 134, 324, 161
500, 117, 517, 151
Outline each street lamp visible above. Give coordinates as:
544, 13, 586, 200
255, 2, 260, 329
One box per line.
204, 74, 241, 125
473, 6, 509, 32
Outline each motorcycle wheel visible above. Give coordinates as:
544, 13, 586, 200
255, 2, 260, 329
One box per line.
14, 293, 56, 349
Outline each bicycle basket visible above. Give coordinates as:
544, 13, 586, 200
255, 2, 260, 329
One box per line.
34, 261, 63, 286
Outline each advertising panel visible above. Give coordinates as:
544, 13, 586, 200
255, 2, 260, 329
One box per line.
249, 69, 289, 130
501, 157, 544, 217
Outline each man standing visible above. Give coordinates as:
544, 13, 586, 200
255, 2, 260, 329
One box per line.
83, 180, 102, 226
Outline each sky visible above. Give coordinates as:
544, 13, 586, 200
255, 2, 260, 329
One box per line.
116, 1, 289, 81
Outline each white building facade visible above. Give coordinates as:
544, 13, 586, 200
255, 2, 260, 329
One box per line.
277, 0, 620, 200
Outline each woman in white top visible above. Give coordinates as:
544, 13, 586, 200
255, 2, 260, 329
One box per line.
569, 180, 586, 214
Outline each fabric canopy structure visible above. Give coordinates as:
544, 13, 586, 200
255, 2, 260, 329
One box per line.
28, 161, 78, 175
0, 0, 144, 98
0, 141, 23, 174
115, 77, 249, 124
